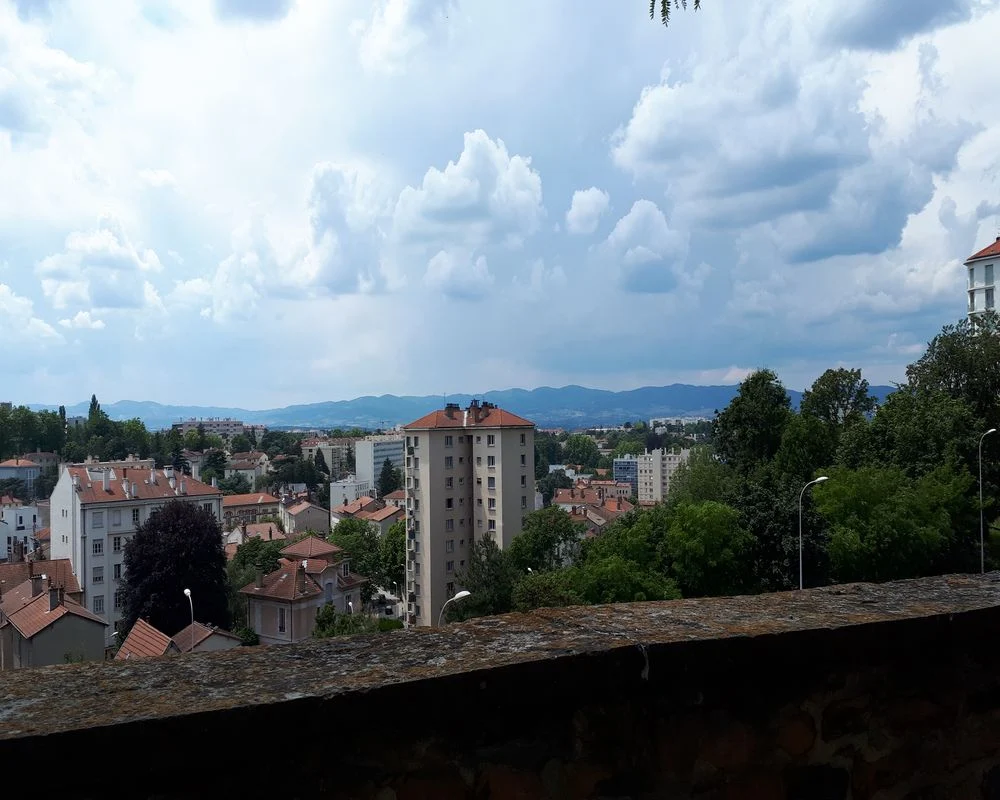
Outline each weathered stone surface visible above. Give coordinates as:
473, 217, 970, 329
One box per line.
0, 572, 999, 798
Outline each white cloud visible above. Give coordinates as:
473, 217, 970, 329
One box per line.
58, 310, 105, 330
353, 0, 454, 74
138, 168, 177, 188
425, 249, 494, 299
0, 283, 60, 343
565, 187, 610, 235
602, 200, 689, 292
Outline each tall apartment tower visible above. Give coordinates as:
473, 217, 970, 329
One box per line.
636, 448, 691, 503
966, 237, 1000, 318
402, 401, 535, 627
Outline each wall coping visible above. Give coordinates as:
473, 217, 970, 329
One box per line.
3, 572, 999, 741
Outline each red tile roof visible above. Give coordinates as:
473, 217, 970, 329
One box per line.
357, 505, 403, 523
404, 404, 534, 430
280, 535, 341, 559
0, 579, 105, 639
34, 527, 50, 542
228, 521, 286, 541
239, 558, 323, 601
384, 489, 406, 501
171, 621, 241, 653
0, 458, 38, 468
0, 495, 22, 506
286, 500, 324, 516
223, 493, 279, 507
0, 559, 81, 598
332, 496, 377, 515
967, 237, 1000, 262
66, 466, 221, 505
115, 618, 179, 660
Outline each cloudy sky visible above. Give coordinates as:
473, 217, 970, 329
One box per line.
2, 0, 999, 408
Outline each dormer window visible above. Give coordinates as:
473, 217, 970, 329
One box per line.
341, 561, 350, 577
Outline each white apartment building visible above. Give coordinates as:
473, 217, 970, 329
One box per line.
171, 417, 245, 438
329, 476, 373, 508
1, 503, 41, 558
636, 448, 691, 503
355, 435, 405, 491
403, 401, 535, 627
49, 463, 223, 645
966, 237, 1000, 317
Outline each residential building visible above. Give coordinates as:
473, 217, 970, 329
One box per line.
280, 500, 330, 536
0, 557, 81, 603
240, 536, 367, 645
383, 489, 406, 509
613, 454, 639, 496
636, 448, 691, 503
966, 236, 1000, 317
0, 458, 41, 496
225, 457, 266, 485
356, 504, 405, 536
224, 521, 286, 561
403, 401, 535, 627
172, 418, 246, 438
222, 492, 280, 528
1, 503, 41, 558
355, 435, 405, 491
115, 618, 181, 660
553, 486, 613, 511
330, 495, 379, 528
171, 621, 242, 654
18, 450, 60, 470
329, 476, 373, 508
182, 449, 206, 480
583, 479, 633, 499
49, 464, 224, 644
0, 575, 107, 669
301, 438, 356, 474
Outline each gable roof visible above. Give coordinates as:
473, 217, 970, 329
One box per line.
0, 559, 81, 597
332, 496, 377, 515
357, 505, 403, 523
172, 621, 241, 653
384, 489, 406, 501
0, 579, 106, 640
280, 535, 340, 559
967, 237, 1000, 263
65, 466, 221, 505
286, 500, 324, 516
239, 558, 323, 601
0, 458, 38, 468
223, 492, 280, 507
115, 619, 179, 660
404, 404, 534, 430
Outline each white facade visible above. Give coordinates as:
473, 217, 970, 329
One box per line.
404, 402, 535, 627
49, 464, 223, 645
172, 418, 245, 438
355, 435, 405, 490
0, 460, 41, 495
1, 504, 40, 558
636, 448, 691, 503
329, 476, 373, 508
966, 241, 998, 317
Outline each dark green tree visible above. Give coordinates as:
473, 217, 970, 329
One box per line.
379, 520, 406, 593
800, 368, 877, 428
450, 535, 519, 621
314, 447, 329, 476
328, 517, 381, 602
713, 369, 791, 472
562, 434, 600, 469
121, 500, 230, 636
511, 570, 583, 612
650, 0, 701, 26
506, 506, 585, 573
217, 473, 252, 495
662, 501, 752, 597
377, 458, 402, 497
313, 604, 378, 637
230, 433, 252, 453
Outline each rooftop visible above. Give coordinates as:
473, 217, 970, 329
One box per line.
966, 235, 1000, 262
65, 466, 221, 505
404, 401, 534, 430
222, 492, 280, 507
115, 619, 178, 660
280, 535, 340, 559
0, 458, 38, 468
332, 495, 376, 515
0, 559, 80, 597
172, 621, 241, 653
0, 578, 105, 639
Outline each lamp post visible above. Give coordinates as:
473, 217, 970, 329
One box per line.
438, 590, 471, 627
980, 429, 997, 574
798, 477, 829, 590
183, 588, 193, 649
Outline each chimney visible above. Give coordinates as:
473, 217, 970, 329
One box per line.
30, 574, 44, 597
211, 477, 218, 488
570, 488, 575, 499
296, 561, 307, 594
617, 497, 622, 511
255, 563, 264, 589
72, 473, 80, 490
268, 526, 273, 541
48, 584, 60, 612
180, 479, 187, 495
150, 468, 157, 485
131, 481, 137, 497
122, 480, 129, 497
102, 470, 110, 492
169, 476, 177, 491
241, 522, 248, 544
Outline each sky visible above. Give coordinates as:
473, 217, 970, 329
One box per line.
2, 0, 999, 409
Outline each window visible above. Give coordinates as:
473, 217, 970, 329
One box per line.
521, 475, 527, 487
413, 457, 420, 468
459, 477, 465, 486
488, 519, 496, 531
132, 508, 140, 525
476, 456, 482, 466
521, 496, 528, 509
114, 563, 122, 581
92, 539, 103, 556
487, 456, 496, 468
446, 560, 454, 573
406, 436, 411, 447
113, 591, 122, 609
477, 519, 483, 528
92, 595, 104, 614
413, 436, 419, 448
488, 477, 496, 489
415, 605, 421, 617
446, 477, 453, 489
520, 433, 526, 446
446, 539, 455, 553
112, 509, 122, 527
446, 498, 454, 509
113, 536, 122, 553
342, 561, 350, 577
477, 498, 483, 506
203, 503, 212, 513
445, 435, 453, 447
446, 581, 455, 596
488, 498, 496, 510
93, 511, 104, 529
988, 287, 996, 310
520, 454, 527, 466
460, 560, 465, 567
988, 264, 995, 285
476, 436, 481, 444
445, 519, 454, 532
93, 566, 103, 584
278, 608, 286, 632
487, 434, 496, 447
970, 266, 976, 288
414, 583, 422, 596
458, 436, 464, 443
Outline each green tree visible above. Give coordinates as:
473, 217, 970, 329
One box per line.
772, 413, 836, 482
313, 604, 379, 637
199, 449, 228, 483
226, 536, 285, 626
379, 520, 406, 593
33, 465, 59, 501
568, 554, 680, 604
562, 434, 600, 469
662, 501, 752, 597
314, 447, 329, 476
328, 517, 381, 602
377, 458, 402, 497
713, 369, 791, 472
668, 446, 734, 506
121, 500, 230, 635
451, 535, 519, 620
800, 368, 877, 429
649, 0, 701, 27
511, 570, 583, 612
506, 506, 585, 573
537, 469, 573, 505
230, 433, 251, 453
217, 473, 252, 495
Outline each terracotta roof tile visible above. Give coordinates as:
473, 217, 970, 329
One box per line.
239, 558, 323, 601
967, 237, 1000, 262
384, 489, 406, 501
1, 579, 105, 640
115, 619, 179, 660
286, 500, 324, 516
0, 459, 38, 468
171, 621, 241, 653
34, 527, 50, 542
66, 466, 221, 505
223, 493, 279, 507
0, 559, 81, 597
332, 496, 377, 515
356, 506, 403, 523
404, 404, 534, 430
280, 535, 340, 559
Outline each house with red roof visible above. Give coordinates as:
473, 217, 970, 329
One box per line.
222, 492, 280, 527
966, 236, 1000, 317
279, 500, 330, 536
0, 457, 41, 496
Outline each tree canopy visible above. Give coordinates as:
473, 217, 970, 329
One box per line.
649, 0, 701, 26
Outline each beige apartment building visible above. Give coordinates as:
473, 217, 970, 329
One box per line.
637, 448, 691, 503
403, 401, 535, 627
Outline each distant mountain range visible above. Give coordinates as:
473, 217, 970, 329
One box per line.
30, 383, 898, 431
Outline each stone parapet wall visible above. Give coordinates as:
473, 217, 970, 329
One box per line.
2, 574, 1000, 798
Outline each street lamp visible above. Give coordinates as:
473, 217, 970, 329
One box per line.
980, 429, 997, 574
438, 590, 471, 627
798, 477, 829, 590
183, 588, 194, 647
